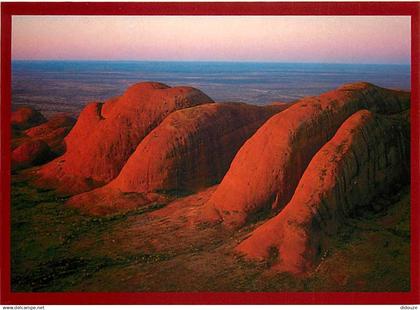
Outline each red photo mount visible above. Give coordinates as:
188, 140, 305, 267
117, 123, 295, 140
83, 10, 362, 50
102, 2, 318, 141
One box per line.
1, 1, 419, 305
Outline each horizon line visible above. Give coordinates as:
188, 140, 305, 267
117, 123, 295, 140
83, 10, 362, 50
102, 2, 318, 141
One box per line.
11, 59, 411, 66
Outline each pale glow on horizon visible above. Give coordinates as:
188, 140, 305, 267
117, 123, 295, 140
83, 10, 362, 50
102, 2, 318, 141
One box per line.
12, 16, 411, 64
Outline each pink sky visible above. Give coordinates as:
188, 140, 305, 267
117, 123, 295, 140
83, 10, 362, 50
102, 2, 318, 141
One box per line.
12, 16, 410, 64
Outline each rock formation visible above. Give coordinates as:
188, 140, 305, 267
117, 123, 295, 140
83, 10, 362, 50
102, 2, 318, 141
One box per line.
68, 102, 289, 211
111, 102, 287, 193
24, 114, 76, 155
11, 109, 76, 170
13, 81, 410, 275
11, 106, 46, 130
236, 109, 409, 273
202, 82, 410, 228
12, 140, 52, 170
36, 82, 214, 195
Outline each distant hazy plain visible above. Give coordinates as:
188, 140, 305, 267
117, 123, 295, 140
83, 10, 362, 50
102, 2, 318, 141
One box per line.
12, 61, 411, 116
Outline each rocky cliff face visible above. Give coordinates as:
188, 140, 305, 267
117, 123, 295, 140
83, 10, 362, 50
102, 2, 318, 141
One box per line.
67, 102, 288, 212
36, 82, 214, 195
202, 82, 409, 228
236, 109, 409, 273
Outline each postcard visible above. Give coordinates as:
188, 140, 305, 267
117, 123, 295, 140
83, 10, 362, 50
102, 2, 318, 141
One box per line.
1, 1, 419, 305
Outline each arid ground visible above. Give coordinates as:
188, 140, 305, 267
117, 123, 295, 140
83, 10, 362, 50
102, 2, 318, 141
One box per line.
11, 81, 410, 292
11, 173, 410, 292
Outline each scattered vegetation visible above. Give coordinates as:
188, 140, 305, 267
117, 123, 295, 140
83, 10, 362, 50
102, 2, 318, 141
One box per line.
11, 177, 169, 292
11, 174, 410, 292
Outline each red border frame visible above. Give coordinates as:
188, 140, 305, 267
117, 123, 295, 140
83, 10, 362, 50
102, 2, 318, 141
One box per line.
1, 2, 419, 305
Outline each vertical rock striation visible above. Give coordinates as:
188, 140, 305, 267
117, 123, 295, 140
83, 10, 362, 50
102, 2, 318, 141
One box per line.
67, 102, 289, 211
112, 102, 287, 193
236, 109, 409, 273
203, 82, 409, 228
